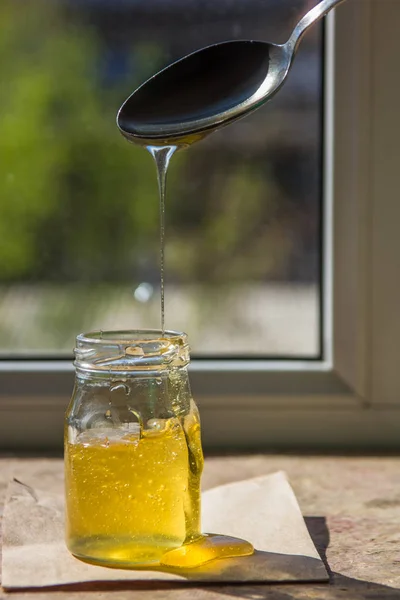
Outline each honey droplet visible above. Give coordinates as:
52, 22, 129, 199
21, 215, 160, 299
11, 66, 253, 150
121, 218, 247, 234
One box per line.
160, 534, 254, 569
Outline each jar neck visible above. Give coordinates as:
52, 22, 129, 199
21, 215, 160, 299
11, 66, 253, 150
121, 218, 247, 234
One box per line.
74, 365, 189, 384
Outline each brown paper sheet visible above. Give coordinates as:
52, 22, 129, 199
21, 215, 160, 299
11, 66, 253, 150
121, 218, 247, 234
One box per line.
1, 470, 328, 589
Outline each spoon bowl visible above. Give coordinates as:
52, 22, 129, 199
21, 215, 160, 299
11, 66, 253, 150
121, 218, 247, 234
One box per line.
117, 41, 291, 143
117, 0, 347, 144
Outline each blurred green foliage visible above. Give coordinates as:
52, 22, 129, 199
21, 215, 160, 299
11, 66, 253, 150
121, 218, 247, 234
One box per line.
0, 1, 167, 282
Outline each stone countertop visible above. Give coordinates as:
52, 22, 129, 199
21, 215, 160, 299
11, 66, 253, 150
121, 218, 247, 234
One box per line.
1, 455, 400, 599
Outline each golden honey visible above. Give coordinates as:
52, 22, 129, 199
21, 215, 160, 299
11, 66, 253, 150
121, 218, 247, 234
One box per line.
65, 414, 203, 567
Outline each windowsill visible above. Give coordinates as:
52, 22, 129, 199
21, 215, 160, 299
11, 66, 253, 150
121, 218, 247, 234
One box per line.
1, 454, 399, 595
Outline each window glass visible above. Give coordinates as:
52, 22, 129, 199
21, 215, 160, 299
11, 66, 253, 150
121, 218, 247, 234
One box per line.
0, 0, 322, 357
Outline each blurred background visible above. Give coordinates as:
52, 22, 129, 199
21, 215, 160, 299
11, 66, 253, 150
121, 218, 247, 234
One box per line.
0, 0, 323, 357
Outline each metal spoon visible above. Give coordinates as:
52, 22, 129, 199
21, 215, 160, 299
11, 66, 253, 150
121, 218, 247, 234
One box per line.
117, 0, 346, 144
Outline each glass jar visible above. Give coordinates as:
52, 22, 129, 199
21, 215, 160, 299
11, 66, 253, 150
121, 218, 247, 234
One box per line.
64, 329, 203, 568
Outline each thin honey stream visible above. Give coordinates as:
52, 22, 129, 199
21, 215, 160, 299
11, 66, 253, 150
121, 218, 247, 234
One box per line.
146, 145, 177, 336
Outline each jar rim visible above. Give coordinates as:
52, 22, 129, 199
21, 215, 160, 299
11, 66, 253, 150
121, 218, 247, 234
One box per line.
76, 329, 187, 346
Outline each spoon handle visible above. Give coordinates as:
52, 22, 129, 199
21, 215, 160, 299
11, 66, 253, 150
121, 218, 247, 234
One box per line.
286, 0, 347, 53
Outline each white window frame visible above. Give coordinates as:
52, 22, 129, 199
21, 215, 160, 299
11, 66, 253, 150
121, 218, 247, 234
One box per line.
1, 0, 400, 450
